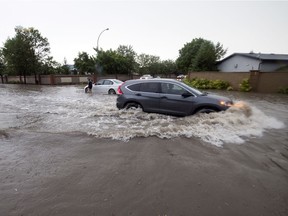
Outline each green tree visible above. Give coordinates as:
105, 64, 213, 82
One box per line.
2, 28, 31, 81
116, 45, 137, 77
74, 52, 96, 74
136, 54, 161, 76
160, 60, 177, 77
192, 40, 217, 71
215, 42, 227, 61
0, 50, 5, 75
95, 45, 137, 78
2, 26, 52, 83
41, 57, 62, 75
176, 38, 227, 72
136, 54, 177, 77
96, 49, 123, 77
0, 50, 5, 83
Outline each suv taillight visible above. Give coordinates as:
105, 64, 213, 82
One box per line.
117, 83, 124, 95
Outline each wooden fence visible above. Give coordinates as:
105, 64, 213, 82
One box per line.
188, 71, 288, 93
1, 71, 287, 93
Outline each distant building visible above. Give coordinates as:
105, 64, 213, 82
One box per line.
217, 53, 288, 72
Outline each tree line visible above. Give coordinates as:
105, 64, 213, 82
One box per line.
0, 26, 227, 83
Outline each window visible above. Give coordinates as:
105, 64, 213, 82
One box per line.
161, 83, 187, 95
127, 83, 141, 91
103, 80, 113, 85
113, 80, 122, 84
96, 79, 104, 85
127, 82, 160, 93
140, 82, 159, 93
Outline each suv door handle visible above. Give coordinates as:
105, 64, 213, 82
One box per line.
135, 93, 142, 96
160, 96, 167, 99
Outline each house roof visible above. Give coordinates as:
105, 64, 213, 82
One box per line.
218, 53, 288, 63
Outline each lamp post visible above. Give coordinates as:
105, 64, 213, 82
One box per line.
96, 28, 109, 52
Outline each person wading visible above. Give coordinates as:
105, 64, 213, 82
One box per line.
85, 78, 93, 93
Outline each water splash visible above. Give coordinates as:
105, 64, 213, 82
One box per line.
84, 101, 285, 147
0, 85, 285, 147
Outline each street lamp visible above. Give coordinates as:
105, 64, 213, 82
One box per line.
96, 28, 109, 52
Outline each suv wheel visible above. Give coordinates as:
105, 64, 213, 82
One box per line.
196, 107, 218, 114
125, 102, 142, 110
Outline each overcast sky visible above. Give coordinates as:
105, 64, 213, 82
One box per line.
1, 0, 288, 64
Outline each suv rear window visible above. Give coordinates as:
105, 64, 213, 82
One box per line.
127, 82, 160, 93
127, 83, 141, 91
140, 82, 159, 93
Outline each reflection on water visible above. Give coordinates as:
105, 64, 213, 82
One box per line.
0, 84, 287, 147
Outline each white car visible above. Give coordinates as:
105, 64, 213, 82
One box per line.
140, 74, 153, 79
93, 79, 123, 94
176, 74, 186, 81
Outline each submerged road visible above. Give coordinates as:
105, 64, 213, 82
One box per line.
0, 84, 287, 215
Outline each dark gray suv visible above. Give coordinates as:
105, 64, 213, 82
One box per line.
116, 79, 233, 116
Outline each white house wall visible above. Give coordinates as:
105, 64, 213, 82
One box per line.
218, 55, 260, 72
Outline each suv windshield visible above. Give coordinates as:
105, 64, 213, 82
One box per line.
184, 84, 203, 95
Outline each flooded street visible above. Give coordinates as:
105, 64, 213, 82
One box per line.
0, 84, 286, 146
1, 84, 288, 216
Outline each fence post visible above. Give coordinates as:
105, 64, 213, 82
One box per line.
50, 74, 55, 85
249, 70, 260, 92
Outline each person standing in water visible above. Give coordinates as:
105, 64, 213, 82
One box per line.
85, 78, 93, 93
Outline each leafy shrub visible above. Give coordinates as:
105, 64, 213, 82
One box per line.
211, 79, 230, 90
184, 77, 231, 90
227, 86, 233, 91
239, 78, 252, 92
192, 78, 211, 89
278, 87, 288, 94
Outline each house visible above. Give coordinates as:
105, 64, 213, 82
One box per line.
217, 52, 288, 72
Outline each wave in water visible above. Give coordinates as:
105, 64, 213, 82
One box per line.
1, 86, 285, 147
84, 101, 285, 147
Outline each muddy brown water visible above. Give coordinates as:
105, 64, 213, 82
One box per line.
0, 84, 288, 216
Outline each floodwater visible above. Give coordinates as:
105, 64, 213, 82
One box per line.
0, 84, 288, 216
0, 84, 287, 146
